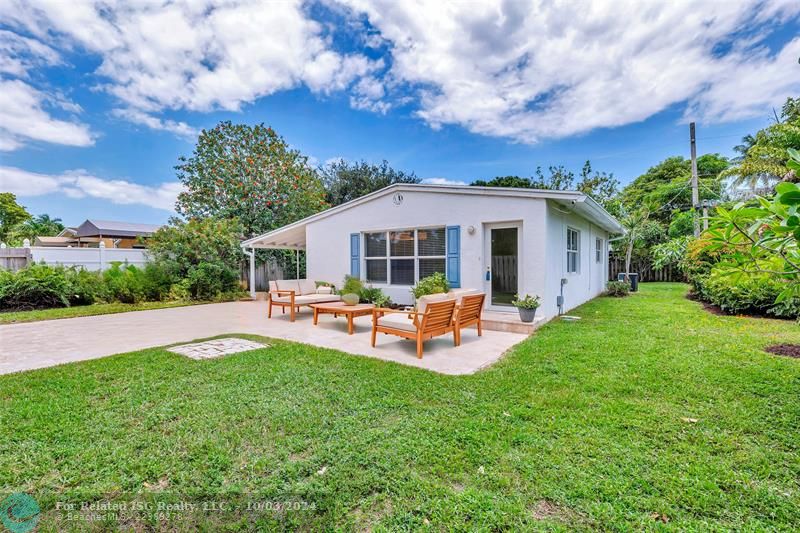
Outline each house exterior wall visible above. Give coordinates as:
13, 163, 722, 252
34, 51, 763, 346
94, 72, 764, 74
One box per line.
304, 190, 611, 320
542, 202, 610, 319
306, 189, 556, 312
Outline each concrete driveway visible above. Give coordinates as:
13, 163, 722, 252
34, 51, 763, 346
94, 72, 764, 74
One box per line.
0, 300, 528, 376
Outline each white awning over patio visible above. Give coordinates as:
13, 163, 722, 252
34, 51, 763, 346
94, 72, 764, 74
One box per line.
242, 223, 307, 250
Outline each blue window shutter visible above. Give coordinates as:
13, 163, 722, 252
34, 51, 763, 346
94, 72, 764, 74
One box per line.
446, 225, 460, 288
350, 233, 360, 278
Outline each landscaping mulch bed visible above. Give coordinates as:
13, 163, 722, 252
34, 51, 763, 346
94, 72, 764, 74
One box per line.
764, 344, 800, 359
685, 292, 791, 321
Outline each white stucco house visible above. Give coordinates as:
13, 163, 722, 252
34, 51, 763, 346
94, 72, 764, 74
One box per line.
242, 184, 623, 322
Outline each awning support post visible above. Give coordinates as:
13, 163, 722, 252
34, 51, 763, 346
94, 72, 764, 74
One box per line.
296, 249, 300, 279
247, 247, 256, 299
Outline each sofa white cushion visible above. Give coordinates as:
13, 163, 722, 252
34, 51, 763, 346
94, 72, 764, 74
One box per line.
298, 279, 317, 295
316, 286, 333, 294
377, 313, 417, 332
272, 293, 341, 304
416, 293, 454, 314
269, 281, 278, 292
447, 288, 483, 304
276, 279, 301, 294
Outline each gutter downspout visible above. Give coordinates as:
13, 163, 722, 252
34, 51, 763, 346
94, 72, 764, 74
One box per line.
245, 247, 256, 300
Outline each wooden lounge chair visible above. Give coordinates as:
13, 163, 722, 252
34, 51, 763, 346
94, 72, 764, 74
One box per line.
371, 295, 458, 358
452, 292, 485, 344
268, 279, 340, 322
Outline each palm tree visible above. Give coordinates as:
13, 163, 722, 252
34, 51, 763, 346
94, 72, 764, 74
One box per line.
8, 214, 65, 244
619, 209, 650, 281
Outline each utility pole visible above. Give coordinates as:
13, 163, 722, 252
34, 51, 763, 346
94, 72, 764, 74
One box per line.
702, 200, 709, 231
690, 122, 700, 237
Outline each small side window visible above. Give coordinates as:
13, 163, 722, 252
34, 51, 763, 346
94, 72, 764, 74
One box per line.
567, 228, 580, 274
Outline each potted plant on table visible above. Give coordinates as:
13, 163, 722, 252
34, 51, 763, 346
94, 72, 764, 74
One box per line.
511, 293, 541, 323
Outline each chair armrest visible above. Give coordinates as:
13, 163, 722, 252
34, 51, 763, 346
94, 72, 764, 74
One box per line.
270, 290, 295, 296
269, 290, 296, 303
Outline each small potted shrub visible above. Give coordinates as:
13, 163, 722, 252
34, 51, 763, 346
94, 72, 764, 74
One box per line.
512, 293, 541, 323
339, 275, 363, 305
605, 280, 630, 297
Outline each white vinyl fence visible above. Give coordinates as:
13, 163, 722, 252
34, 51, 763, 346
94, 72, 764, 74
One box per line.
0, 240, 150, 272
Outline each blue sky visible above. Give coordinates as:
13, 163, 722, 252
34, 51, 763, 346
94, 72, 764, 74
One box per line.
1, 1, 799, 228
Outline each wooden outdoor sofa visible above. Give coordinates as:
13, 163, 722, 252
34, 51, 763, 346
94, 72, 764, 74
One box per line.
371, 290, 486, 358
267, 279, 341, 322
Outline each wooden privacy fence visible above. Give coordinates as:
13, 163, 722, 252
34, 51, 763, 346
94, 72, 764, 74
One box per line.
608, 256, 684, 282
240, 260, 284, 291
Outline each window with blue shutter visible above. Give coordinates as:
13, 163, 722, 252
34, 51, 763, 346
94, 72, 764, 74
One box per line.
446, 225, 460, 288
350, 233, 360, 278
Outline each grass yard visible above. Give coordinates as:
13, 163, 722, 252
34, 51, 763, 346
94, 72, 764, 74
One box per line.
0, 300, 214, 324
1, 283, 799, 530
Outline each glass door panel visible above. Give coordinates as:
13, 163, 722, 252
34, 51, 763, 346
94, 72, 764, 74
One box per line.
491, 227, 518, 306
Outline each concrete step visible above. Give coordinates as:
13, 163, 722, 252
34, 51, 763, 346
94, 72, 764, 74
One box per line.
480, 310, 545, 335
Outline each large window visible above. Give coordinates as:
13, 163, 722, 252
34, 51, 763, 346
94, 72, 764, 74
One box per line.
567, 227, 580, 274
363, 227, 446, 285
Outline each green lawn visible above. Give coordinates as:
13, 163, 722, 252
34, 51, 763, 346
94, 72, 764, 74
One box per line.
0, 300, 212, 324
1, 283, 799, 531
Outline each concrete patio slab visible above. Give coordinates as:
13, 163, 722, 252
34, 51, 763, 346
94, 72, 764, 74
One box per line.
0, 300, 529, 376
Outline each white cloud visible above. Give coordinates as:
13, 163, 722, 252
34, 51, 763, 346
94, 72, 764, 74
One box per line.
0, 166, 182, 211
337, 0, 800, 142
1, 0, 799, 147
422, 177, 467, 186
0, 29, 60, 76
0, 0, 379, 135
0, 79, 94, 150
111, 108, 198, 139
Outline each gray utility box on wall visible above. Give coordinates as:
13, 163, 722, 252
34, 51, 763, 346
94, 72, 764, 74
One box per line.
618, 273, 639, 292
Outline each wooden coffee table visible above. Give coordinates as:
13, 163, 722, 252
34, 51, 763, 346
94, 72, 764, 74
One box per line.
310, 302, 377, 335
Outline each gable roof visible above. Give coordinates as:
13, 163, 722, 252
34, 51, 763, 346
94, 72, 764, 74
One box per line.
75, 219, 162, 238
242, 183, 623, 249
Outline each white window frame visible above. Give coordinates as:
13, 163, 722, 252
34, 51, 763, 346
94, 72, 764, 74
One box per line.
362, 226, 447, 286
566, 227, 580, 274
595, 237, 603, 264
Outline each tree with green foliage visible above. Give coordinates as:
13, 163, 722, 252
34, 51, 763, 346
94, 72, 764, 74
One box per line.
619, 154, 728, 223
723, 96, 800, 195
320, 159, 419, 206
147, 217, 244, 277
147, 217, 245, 299
7, 214, 65, 244
471, 175, 534, 188
471, 161, 619, 213
0, 193, 31, 244
703, 149, 800, 302
175, 121, 327, 239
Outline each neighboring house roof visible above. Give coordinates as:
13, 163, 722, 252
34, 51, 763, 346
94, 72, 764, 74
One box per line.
74, 219, 162, 238
34, 236, 75, 246
57, 227, 78, 237
242, 183, 624, 250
